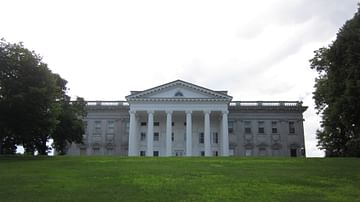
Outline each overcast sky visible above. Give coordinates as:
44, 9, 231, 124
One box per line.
1, 0, 358, 157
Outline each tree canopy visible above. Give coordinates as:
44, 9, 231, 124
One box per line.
310, 6, 360, 157
0, 39, 86, 155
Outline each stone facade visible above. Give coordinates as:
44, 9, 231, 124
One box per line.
67, 80, 307, 157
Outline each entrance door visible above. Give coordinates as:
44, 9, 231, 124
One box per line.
290, 148, 297, 157
175, 150, 184, 156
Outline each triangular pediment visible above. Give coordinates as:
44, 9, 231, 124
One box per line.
126, 80, 232, 102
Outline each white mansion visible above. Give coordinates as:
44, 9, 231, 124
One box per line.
67, 80, 307, 157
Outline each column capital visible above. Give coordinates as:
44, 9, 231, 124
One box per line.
203, 110, 211, 115
185, 110, 192, 114
129, 110, 136, 115
165, 110, 173, 115
222, 110, 229, 115
147, 110, 154, 115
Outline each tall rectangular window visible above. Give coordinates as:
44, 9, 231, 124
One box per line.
83, 121, 88, 134
245, 149, 252, 156
199, 132, 204, 144
228, 121, 234, 133
272, 121, 278, 134
125, 122, 130, 133
140, 132, 146, 141
258, 121, 265, 134
94, 121, 101, 134
212, 132, 218, 144
171, 132, 174, 142
107, 120, 115, 133
289, 121, 295, 134
154, 132, 159, 141
244, 121, 252, 134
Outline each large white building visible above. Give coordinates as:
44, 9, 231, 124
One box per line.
67, 80, 307, 157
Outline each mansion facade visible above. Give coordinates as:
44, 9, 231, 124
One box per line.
67, 80, 307, 157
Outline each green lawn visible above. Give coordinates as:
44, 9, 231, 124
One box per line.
0, 157, 359, 202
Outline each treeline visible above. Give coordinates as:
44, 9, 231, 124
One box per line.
0, 39, 86, 155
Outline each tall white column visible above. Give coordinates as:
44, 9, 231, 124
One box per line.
128, 110, 137, 156
165, 110, 172, 156
146, 110, 154, 156
186, 110, 192, 156
222, 110, 229, 156
204, 110, 211, 156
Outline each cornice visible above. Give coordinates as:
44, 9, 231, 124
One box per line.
128, 97, 231, 102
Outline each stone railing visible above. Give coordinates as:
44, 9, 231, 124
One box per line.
229, 101, 303, 107
86, 101, 129, 106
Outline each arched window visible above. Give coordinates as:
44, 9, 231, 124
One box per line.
174, 91, 183, 97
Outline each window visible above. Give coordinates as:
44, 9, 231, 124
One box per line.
199, 132, 204, 144
125, 122, 130, 133
140, 132, 146, 141
140, 151, 146, 156
258, 121, 264, 134
184, 122, 187, 126
228, 121, 234, 133
141, 122, 147, 126
107, 120, 115, 133
153, 151, 159, 156
171, 132, 174, 142
106, 148, 113, 155
272, 121, 278, 134
154, 132, 159, 141
213, 132, 218, 144
213, 151, 219, 156
259, 148, 266, 156
290, 148, 297, 157
172, 122, 174, 126
272, 149, 280, 156
93, 148, 100, 155
244, 121, 251, 134
154, 122, 159, 126
174, 91, 183, 97
245, 149, 252, 156
80, 148, 86, 156
200, 151, 205, 156
94, 121, 101, 133
289, 122, 295, 134
83, 121, 88, 134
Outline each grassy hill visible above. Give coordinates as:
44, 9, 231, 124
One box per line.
0, 156, 359, 202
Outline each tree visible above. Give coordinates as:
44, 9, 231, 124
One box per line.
0, 39, 60, 154
52, 96, 86, 155
0, 39, 86, 155
310, 5, 360, 157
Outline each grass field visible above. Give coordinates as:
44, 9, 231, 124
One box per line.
0, 157, 359, 202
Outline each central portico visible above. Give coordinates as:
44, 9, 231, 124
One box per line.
126, 80, 232, 157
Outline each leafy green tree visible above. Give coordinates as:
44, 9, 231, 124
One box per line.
0, 39, 86, 155
52, 96, 86, 155
310, 6, 360, 157
0, 39, 61, 154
